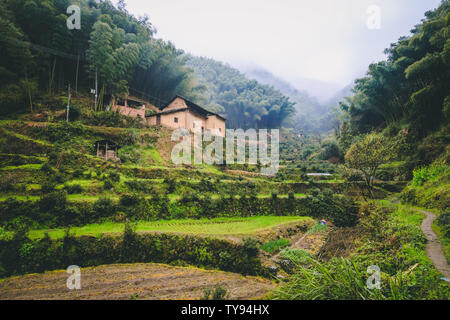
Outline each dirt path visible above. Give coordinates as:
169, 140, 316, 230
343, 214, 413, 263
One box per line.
420, 210, 450, 280
0, 263, 277, 300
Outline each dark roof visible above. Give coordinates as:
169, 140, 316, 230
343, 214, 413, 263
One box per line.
160, 95, 226, 121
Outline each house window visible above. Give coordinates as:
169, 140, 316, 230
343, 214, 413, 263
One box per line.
219, 128, 222, 132
193, 122, 195, 128
174, 117, 178, 123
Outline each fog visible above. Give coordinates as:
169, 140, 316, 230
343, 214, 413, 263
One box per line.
121, 0, 443, 98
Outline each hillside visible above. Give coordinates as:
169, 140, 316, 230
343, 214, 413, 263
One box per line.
0, 0, 449, 302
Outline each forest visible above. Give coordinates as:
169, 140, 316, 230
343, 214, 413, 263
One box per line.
337, 1, 450, 166
0, 0, 296, 130
186, 56, 295, 129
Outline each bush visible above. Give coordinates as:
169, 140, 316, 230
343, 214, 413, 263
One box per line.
39, 191, 67, 213
200, 285, 228, 300
91, 197, 116, 220
120, 194, 141, 207
0, 232, 267, 278
64, 183, 83, 194
243, 238, 259, 257
50, 173, 66, 184
412, 165, 447, 186
103, 179, 114, 190
108, 171, 121, 183
40, 162, 53, 174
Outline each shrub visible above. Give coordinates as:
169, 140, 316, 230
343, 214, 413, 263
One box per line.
39, 191, 67, 213
40, 162, 53, 174
243, 238, 259, 257
164, 177, 176, 194
72, 168, 84, 178
108, 171, 121, 183
200, 285, 228, 300
412, 165, 447, 186
50, 173, 66, 184
119, 194, 141, 207
103, 179, 114, 190
64, 183, 83, 194
91, 197, 116, 220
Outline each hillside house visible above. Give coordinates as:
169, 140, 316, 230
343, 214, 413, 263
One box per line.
147, 96, 226, 136
111, 96, 159, 119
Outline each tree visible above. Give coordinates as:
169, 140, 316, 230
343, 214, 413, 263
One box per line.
344, 133, 396, 198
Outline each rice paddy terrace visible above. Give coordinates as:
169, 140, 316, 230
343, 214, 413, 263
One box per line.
0, 119, 412, 300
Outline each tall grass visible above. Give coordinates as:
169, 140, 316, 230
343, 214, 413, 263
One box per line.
261, 238, 290, 253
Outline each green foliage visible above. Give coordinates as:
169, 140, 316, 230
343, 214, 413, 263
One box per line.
103, 179, 115, 190
338, 1, 450, 163
345, 133, 396, 197
308, 223, 328, 234
411, 164, 447, 186
437, 212, 450, 238
318, 139, 342, 161
64, 183, 83, 194
0, 231, 267, 278
274, 203, 450, 300
279, 248, 312, 265
261, 238, 290, 253
200, 285, 228, 300
400, 161, 449, 211
0, 0, 199, 117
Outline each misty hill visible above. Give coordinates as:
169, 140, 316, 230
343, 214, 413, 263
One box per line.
186, 56, 295, 129
238, 66, 339, 134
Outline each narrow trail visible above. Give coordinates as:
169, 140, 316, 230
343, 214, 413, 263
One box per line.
419, 209, 450, 280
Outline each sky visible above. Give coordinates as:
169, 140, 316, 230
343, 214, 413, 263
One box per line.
121, 0, 443, 93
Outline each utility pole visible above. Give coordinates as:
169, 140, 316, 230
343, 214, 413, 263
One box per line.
94, 67, 98, 111
66, 83, 71, 122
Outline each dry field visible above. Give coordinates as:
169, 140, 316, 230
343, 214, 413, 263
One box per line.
0, 263, 277, 300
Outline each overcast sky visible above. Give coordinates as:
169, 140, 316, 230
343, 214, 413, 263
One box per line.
121, 0, 442, 89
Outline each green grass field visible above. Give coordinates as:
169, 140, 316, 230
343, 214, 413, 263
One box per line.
29, 216, 313, 240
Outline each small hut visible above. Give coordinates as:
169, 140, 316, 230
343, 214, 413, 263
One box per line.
94, 140, 121, 162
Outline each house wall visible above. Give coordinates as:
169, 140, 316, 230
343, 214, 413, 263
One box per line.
186, 110, 207, 133
159, 110, 189, 130
147, 115, 158, 126
147, 97, 226, 136
111, 105, 145, 119
205, 115, 225, 136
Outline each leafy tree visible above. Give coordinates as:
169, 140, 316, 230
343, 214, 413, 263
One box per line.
345, 133, 396, 198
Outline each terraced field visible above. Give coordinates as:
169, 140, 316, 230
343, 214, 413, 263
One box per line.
29, 216, 314, 240
0, 263, 277, 300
